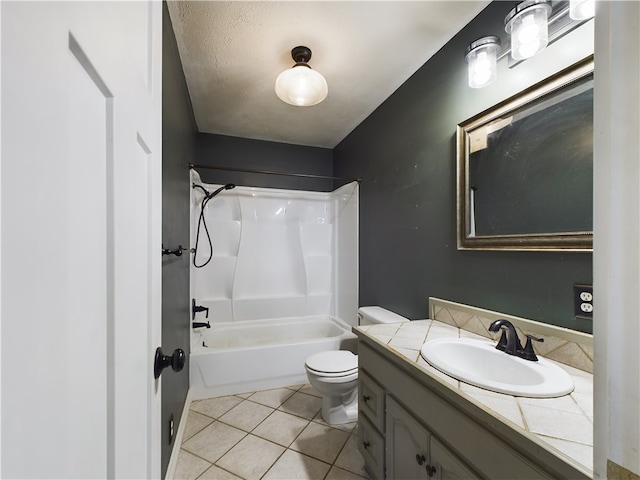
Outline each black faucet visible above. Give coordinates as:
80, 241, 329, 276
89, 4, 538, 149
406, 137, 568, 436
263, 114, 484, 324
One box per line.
192, 299, 209, 321
192, 321, 211, 329
488, 319, 544, 361
488, 319, 522, 356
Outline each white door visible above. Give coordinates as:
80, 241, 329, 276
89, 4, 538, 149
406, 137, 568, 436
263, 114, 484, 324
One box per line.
1, 2, 162, 478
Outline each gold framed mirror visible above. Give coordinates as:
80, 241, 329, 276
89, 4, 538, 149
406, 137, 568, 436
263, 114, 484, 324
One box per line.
457, 56, 593, 252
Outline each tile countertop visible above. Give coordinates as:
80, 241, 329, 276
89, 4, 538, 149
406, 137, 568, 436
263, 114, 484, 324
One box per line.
354, 319, 594, 475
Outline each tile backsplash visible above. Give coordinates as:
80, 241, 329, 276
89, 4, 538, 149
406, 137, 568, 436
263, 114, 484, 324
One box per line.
429, 298, 594, 374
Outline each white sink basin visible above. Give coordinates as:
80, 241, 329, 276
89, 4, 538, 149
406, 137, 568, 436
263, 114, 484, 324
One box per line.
420, 338, 574, 398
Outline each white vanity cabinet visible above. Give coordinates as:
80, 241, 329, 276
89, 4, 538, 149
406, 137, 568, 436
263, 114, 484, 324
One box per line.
358, 370, 386, 479
386, 396, 480, 480
355, 337, 590, 480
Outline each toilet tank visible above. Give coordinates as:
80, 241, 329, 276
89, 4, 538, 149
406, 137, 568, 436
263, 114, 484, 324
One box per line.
357, 306, 410, 325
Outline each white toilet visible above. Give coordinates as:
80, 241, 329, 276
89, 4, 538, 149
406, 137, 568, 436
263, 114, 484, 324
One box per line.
305, 306, 409, 424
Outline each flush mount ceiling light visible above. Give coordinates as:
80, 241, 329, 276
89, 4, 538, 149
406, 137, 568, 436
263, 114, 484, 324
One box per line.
275, 46, 328, 107
505, 0, 552, 60
465, 36, 501, 88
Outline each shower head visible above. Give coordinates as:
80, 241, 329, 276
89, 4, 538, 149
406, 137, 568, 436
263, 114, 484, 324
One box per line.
208, 183, 236, 199
192, 183, 236, 199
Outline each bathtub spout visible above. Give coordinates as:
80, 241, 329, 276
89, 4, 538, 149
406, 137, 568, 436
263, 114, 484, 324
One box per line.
193, 321, 211, 329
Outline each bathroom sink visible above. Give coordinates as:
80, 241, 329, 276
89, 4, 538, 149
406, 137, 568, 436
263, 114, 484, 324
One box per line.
420, 338, 574, 398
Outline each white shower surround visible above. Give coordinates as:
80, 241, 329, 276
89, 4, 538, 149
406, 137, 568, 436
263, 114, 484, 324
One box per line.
189, 171, 359, 396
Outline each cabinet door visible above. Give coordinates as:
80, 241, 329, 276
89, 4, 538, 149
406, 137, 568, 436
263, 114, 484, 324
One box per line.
359, 369, 386, 431
431, 437, 480, 480
359, 414, 385, 480
386, 397, 430, 480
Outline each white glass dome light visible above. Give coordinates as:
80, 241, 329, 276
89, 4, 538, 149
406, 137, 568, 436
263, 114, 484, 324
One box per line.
505, 0, 552, 61
465, 36, 501, 88
275, 46, 328, 107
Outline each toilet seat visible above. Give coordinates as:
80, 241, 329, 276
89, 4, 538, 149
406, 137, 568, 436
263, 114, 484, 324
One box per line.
305, 351, 357, 377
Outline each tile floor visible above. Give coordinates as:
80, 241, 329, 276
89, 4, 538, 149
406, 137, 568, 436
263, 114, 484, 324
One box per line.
174, 384, 370, 480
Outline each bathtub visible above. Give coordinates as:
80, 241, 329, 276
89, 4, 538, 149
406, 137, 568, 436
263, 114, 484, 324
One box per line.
190, 315, 358, 399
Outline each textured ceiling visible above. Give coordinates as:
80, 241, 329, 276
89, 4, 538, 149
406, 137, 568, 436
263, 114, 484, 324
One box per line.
167, 1, 491, 148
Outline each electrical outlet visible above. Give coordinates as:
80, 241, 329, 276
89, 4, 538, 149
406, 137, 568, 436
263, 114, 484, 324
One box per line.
169, 414, 174, 445
574, 284, 593, 319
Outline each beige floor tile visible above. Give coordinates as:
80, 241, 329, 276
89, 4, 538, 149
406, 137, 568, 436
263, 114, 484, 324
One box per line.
248, 387, 295, 408
218, 400, 274, 432
291, 422, 350, 464
183, 410, 214, 442
286, 383, 305, 391
325, 465, 369, 480
235, 391, 254, 399
191, 396, 244, 419
262, 449, 331, 480
173, 449, 212, 480
279, 391, 322, 420
182, 421, 246, 463
216, 434, 285, 479
298, 384, 322, 398
311, 412, 356, 433
334, 433, 368, 477
253, 410, 310, 447
197, 464, 244, 480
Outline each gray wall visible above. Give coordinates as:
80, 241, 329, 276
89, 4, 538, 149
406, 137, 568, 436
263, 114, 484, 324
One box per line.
196, 133, 334, 192
162, 3, 197, 477
334, 1, 593, 333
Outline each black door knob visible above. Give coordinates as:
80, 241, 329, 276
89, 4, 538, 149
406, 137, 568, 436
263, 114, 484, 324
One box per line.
154, 347, 185, 379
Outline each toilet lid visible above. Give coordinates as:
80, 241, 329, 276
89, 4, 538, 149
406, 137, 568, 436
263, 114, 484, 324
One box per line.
305, 351, 358, 374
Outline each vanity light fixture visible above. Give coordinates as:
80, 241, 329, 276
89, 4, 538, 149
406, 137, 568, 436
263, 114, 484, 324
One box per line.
505, 0, 552, 60
465, 36, 501, 89
275, 46, 328, 107
569, 0, 595, 20
467, 0, 593, 89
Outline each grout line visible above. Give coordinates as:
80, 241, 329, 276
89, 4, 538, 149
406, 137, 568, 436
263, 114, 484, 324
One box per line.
183, 427, 249, 474
181, 384, 368, 480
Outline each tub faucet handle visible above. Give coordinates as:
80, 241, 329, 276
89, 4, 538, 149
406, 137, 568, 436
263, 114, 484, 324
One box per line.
192, 299, 209, 320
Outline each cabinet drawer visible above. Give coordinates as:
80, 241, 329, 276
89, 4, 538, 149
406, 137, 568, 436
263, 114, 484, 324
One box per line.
358, 413, 385, 480
359, 369, 385, 431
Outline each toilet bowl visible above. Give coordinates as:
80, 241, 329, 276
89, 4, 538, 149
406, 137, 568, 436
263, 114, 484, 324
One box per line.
305, 350, 359, 424
304, 306, 409, 424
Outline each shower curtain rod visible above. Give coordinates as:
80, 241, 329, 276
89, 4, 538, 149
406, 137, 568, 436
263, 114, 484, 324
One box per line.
189, 163, 360, 183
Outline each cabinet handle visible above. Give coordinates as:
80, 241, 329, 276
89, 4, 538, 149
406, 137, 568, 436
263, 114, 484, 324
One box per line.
426, 465, 436, 477
363, 394, 370, 403
362, 441, 370, 450
415, 454, 426, 465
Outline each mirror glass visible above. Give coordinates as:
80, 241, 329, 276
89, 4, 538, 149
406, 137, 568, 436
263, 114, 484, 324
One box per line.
457, 57, 593, 251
